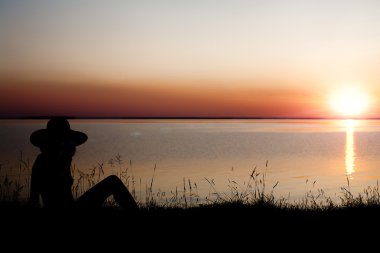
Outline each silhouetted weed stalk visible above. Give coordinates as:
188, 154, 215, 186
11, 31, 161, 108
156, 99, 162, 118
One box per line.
0, 151, 30, 204
1, 154, 380, 211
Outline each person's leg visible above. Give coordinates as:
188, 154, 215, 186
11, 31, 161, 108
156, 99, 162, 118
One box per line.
76, 175, 138, 210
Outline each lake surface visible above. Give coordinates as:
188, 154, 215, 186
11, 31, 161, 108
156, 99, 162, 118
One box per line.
1, 119, 380, 205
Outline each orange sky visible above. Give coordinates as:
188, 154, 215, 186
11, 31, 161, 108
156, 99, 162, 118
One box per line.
1, 1, 380, 118
0, 79, 329, 118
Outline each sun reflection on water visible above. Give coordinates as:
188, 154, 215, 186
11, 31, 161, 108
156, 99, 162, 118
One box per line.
345, 120, 355, 179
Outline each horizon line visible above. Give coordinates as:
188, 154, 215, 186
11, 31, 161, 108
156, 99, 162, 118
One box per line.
1, 116, 380, 120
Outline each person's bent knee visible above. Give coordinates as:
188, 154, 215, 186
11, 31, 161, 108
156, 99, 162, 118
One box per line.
105, 175, 124, 187
106, 175, 121, 182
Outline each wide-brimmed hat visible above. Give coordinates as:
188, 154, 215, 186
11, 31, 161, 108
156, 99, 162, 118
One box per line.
30, 118, 88, 148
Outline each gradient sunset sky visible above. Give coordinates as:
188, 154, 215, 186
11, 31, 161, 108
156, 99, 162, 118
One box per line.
1, 0, 380, 118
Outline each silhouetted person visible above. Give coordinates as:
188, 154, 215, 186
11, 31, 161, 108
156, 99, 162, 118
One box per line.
27, 117, 138, 211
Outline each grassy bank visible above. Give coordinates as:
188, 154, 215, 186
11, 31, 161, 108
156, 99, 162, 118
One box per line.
2, 197, 380, 249
1, 154, 380, 230
2, 173, 380, 250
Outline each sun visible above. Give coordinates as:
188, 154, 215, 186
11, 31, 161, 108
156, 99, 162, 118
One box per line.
329, 87, 370, 117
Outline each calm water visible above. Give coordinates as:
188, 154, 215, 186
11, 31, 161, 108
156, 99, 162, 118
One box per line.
1, 119, 380, 204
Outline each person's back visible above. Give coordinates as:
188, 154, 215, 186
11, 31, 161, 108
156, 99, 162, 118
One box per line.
30, 152, 75, 208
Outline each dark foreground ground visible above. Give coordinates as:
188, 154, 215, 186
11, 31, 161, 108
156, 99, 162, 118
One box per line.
1, 203, 380, 250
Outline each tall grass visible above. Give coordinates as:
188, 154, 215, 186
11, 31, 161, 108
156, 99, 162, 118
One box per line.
0, 151, 30, 204
1, 154, 380, 211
